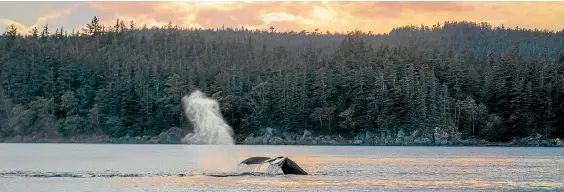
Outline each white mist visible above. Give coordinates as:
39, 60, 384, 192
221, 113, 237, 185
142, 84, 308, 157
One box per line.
180, 90, 241, 173
181, 90, 235, 145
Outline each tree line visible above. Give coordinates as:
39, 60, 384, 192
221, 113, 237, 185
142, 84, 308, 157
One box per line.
1, 17, 563, 142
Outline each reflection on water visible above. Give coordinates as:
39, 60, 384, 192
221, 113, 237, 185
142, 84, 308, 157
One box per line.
1, 144, 563, 191
119, 175, 564, 190
112, 154, 563, 191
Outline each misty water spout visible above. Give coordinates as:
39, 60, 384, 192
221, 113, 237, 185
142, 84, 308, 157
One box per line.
181, 90, 235, 145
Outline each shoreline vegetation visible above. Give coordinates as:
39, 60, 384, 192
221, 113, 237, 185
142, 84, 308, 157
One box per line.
2, 135, 564, 147
1, 17, 564, 147
1, 127, 563, 147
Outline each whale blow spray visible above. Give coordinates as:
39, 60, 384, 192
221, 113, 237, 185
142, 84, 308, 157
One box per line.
181, 90, 235, 145
180, 90, 241, 173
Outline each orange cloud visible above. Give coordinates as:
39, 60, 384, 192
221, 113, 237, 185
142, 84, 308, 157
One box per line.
82, 1, 564, 34
1, 3, 84, 34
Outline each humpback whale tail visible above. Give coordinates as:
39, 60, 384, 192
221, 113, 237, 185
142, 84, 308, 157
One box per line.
238, 156, 308, 175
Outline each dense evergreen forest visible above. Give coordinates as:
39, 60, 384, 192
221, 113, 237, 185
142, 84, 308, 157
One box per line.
1, 17, 564, 143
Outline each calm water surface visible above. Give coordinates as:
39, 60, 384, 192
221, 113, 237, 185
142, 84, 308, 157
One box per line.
1, 144, 563, 191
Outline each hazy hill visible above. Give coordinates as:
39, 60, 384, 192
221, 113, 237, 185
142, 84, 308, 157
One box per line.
1, 17, 563, 143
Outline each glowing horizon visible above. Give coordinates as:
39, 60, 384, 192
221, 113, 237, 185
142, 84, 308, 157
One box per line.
1, 1, 563, 35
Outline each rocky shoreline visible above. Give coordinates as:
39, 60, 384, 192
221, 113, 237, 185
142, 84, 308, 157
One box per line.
0, 127, 187, 145
239, 127, 564, 147
2, 127, 564, 147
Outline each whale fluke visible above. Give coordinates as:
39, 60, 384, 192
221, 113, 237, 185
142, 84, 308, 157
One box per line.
238, 156, 308, 175
240, 157, 272, 165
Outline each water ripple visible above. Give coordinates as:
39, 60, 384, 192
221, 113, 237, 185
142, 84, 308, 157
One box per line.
0, 170, 192, 178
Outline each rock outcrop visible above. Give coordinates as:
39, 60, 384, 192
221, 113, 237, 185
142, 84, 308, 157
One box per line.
239, 127, 495, 146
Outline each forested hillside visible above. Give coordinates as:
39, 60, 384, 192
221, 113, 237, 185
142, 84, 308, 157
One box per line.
1, 17, 563, 143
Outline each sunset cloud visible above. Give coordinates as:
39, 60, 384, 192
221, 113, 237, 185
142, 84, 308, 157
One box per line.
1, 1, 563, 35
0, 2, 86, 34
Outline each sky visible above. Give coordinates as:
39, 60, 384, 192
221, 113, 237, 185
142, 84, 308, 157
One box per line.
1, 1, 563, 35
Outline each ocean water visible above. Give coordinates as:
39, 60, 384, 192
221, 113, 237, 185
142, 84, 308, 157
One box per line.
1, 144, 563, 192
